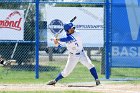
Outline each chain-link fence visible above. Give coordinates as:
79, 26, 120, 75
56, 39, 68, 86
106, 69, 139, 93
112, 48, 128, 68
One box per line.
38, 1, 105, 83
0, 1, 36, 80
0, 0, 140, 84
109, 0, 140, 80
0, 0, 105, 83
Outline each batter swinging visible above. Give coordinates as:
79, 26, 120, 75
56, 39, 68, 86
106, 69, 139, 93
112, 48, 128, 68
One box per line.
47, 23, 100, 86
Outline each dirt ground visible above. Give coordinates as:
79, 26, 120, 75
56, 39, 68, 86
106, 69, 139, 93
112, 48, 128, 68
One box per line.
0, 81, 140, 93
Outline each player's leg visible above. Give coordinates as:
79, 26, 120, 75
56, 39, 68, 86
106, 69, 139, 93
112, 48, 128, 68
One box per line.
79, 52, 100, 85
61, 54, 79, 77
47, 72, 64, 85
47, 54, 79, 85
80, 54, 99, 80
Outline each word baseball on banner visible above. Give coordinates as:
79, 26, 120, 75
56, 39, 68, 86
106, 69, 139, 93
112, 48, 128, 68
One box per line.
0, 9, 24, 40
111, 0, 140, 67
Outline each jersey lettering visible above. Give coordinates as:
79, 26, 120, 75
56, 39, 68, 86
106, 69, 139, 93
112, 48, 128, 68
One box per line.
65, 31, 83, 54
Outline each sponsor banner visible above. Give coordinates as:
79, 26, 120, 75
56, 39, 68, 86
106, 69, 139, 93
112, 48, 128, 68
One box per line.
45, 7, 104, 47
112, 0, 140, 67
112, 46, 140, 67
0, 9, 24, 40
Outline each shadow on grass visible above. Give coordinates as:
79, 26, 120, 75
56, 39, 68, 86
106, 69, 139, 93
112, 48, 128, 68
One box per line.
9, 65, 59, 72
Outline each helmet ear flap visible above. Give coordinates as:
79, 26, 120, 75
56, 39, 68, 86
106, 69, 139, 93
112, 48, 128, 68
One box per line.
65, 30, 68, 32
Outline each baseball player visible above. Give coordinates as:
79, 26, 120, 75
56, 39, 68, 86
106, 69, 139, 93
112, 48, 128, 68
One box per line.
47, 23, 100, 86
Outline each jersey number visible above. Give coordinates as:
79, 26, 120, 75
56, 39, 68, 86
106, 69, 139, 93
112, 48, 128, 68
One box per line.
75, 43, 79, 47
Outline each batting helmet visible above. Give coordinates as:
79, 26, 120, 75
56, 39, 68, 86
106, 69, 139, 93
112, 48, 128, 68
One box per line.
63, 23, 74, 32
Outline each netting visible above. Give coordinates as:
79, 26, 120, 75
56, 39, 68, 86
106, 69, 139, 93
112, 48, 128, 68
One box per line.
0, 0, 139, 84
39, 2, 105, 83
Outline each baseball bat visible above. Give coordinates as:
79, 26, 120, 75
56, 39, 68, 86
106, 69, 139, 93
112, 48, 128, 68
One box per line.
70, 16, 77, 22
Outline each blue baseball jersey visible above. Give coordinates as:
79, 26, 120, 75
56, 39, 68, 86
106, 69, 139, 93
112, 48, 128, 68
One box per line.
59, 31, 83, 54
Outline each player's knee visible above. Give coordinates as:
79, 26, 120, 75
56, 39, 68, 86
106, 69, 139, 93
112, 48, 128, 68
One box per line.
87, 64, 95, 70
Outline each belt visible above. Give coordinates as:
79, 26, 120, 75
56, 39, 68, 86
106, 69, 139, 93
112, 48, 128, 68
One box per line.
70, 50, 83, 55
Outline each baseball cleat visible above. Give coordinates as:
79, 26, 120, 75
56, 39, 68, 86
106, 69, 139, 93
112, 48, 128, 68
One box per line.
96, 79, 101, 86
47, 80, 56, 85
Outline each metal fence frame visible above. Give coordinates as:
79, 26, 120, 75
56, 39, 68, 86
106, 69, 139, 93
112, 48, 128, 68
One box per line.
0, 0, 110, 79
0, 0, 139, 80
35, 0, 110, 79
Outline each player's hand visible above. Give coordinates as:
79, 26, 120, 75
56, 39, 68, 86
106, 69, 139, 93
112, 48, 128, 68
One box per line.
53, 38, 59, 47
54, 38, 58, 44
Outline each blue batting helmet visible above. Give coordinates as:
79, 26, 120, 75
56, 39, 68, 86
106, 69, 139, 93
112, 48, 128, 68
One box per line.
63, 23, 73, 32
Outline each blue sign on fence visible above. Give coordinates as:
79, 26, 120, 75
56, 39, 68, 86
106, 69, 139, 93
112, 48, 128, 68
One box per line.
111, 0, 140, 67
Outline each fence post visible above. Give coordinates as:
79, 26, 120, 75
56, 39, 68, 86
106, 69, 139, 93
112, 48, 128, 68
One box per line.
105, 0, 110, 79
101, 47, 105, 74
35, 0, 39, 79
48, 47, 53, 61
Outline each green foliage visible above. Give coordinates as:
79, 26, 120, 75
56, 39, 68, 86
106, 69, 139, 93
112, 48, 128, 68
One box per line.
55, 3, 82, 7
55, 3, 103, 7
0, 3, 21, 9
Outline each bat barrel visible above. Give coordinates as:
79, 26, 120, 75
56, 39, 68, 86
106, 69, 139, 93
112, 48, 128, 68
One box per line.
70, 16, 77, 22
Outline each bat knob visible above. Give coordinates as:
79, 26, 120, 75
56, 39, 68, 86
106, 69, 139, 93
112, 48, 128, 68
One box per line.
50, 38, 54, 41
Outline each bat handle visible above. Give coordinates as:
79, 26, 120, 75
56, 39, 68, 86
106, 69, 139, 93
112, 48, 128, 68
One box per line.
50, 38, 54, 41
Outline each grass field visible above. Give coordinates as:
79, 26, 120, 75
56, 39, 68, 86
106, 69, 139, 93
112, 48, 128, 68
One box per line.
0, 59, 140, 93
0, 60, 140, 84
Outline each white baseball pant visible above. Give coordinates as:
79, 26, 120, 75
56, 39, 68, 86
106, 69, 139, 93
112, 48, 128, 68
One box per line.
61, 51, 94, 77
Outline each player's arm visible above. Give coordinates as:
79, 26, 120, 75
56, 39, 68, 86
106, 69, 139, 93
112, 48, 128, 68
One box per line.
57, 35, 74, 42
54, 35, 73, 47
